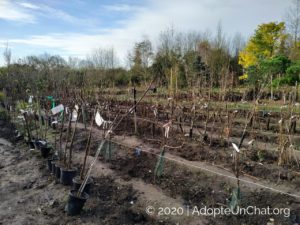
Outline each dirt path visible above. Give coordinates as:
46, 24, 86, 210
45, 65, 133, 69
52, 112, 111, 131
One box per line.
0, 140, 68, 225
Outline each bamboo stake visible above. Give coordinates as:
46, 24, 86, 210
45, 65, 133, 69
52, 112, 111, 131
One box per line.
23, 112, 32, 141
63, 110, 72, 165
58, 109, 65, 161
68, 111, 81, 169
80, 109, 96, 180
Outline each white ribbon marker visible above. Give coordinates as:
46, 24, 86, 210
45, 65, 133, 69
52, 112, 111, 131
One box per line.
95, 111, 104, 127
247, 139, 255, 145
232, 143, 240, 153
163, 121, 172, 138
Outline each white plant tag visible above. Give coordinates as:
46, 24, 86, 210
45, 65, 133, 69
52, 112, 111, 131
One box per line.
163, 121, 172, 138
51, 104, 64, 115
28, 95, 33, 104
95, 111, 104, 127
232, 143, 240, 153
71, 109, 78, 122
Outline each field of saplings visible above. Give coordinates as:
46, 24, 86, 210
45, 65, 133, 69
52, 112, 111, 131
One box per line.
0, 85, 300, 225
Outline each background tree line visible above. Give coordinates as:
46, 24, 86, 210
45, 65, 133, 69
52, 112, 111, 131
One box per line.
1, 0, 300, 101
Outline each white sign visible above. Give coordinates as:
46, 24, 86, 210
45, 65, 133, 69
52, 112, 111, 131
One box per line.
51, 104, 64, 115
71, 109, 78, 122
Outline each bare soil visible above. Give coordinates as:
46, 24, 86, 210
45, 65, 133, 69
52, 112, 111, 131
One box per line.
0, 120, 176, 225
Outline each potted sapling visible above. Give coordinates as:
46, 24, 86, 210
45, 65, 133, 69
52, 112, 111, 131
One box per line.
23, 111, 35, 149
52, 104, 66, 179
65, 78, 156, 216
32, 98, 53, 159
16, 100, 35, 149
60, 106, 80, 185
72, 109, 96, 194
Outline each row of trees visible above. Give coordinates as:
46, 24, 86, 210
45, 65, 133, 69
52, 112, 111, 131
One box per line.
0, 23, 245, 99
1, 0, 300, 100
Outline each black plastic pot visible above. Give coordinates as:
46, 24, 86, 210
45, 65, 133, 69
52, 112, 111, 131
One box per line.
35, 140, 48, 150
60, 167, 77, 185
40, 146, 51, 158
15, 132, 24, 142
52, 123, 57, 130
66, 190, 89, 216
47, 158, 53, 172
34, 140, 41, 149
27, 140, 35, 149
72, 176, 93, 194
55, 162, 63, 180
47, 156, 58, 173
51, 160, 57, 174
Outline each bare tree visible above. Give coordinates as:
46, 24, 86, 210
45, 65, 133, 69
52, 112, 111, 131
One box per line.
230, 32, 245, 58
3, 42, 11, 67
88, 47, 117, 69
285, 0, 300, 47
137, 39, 153, 68
214, 21, 226, 50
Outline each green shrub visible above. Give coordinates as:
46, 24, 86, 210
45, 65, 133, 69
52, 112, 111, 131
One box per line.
115, 72, 130, 86
0, 109, 9, 121
16, 100, 27, 111
272, 61, 300, 87
286, 61, 300, 78
272, 75, 299, 87
0, 91, 4, 102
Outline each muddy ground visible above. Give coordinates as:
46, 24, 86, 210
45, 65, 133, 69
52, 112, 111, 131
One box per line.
108, 116, 300, 187
2, 114, 300, 225
0, 120, 174, 225
72, 123, 300, 225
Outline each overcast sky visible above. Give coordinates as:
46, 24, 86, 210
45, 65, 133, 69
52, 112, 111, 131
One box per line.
0, 0, 292, 65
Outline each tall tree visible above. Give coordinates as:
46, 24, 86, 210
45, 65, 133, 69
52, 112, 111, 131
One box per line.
285, 0, 300, 47
3, 42, 11, 67
239, 22, 287, 69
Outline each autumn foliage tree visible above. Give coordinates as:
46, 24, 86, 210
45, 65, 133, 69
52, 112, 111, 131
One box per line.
238, 22, 289, 94
239, 22, 287, 69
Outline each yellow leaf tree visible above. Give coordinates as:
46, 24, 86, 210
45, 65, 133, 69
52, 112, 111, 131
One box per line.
239, 22, 287, 69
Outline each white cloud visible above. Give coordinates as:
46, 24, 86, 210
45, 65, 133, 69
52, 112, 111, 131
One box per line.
0, 0, 292, 65
0, 0, 35, 23
103, 4, 142, 12
3, 32, 133, 63
18, 1, 80, 23
19, 2, 40, 10
0, 0, 79, 24
40, 4, 78, 23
